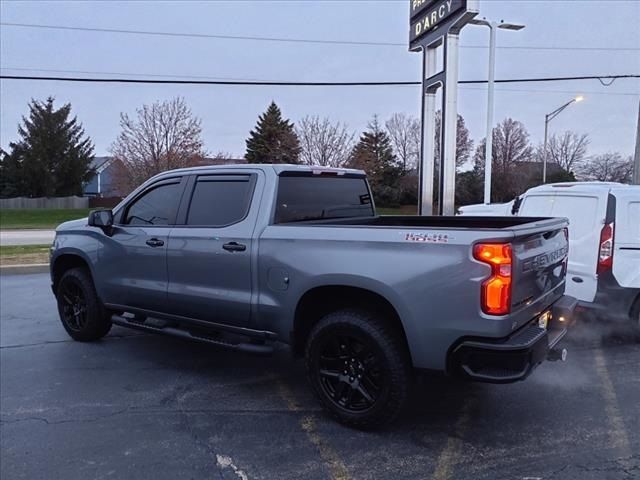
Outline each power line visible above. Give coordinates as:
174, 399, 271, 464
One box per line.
1, 22, 638, 52
0, 67, 265, 83
2, 67, 638, 95
1, 74, 638, 86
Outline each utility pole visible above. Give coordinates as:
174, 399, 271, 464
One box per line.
469, 18, 525, 204
484, 23, 496, 205
633, 99, 640, 185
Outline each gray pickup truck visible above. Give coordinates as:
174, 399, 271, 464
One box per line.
51, 164, 575, 428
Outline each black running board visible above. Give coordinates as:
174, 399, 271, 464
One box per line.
111, 315, 274, 355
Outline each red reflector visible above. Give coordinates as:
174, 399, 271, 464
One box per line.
473, 243, 512, 315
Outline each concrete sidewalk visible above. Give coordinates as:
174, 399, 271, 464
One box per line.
0, 229, 55, 246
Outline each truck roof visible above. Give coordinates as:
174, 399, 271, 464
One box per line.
152, 163, 365, 179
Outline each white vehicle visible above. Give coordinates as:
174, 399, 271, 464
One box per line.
460, 182, 640, 327
458, 201, 514, 216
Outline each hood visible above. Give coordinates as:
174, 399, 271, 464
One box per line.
56, 218, 87, 231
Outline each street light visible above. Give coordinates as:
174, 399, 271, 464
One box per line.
469, 18, 525, 204
542, 95, 584, 183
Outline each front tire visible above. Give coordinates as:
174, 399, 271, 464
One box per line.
305, 309, 411, 429
56, 267, 112, 341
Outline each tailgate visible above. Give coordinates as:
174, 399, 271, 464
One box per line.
510, 219, 569, 313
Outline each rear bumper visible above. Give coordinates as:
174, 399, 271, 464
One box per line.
449, 295, 577, 383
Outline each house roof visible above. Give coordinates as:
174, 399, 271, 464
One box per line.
90, 156, 114, 173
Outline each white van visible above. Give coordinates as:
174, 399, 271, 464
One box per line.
461, 182, 640, 327
457, 201, 514, 216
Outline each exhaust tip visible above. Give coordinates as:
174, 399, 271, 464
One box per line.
548, 348, 567, 362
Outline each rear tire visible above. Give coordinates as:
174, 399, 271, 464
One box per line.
56, 267, 112, 341
305, 309, 411, 429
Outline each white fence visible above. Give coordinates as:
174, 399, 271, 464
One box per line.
0, 196, 89, 209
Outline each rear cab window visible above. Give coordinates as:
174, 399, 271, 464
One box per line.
274, 174, 374, 223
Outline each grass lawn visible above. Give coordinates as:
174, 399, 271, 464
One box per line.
0, 208, 90, 230
0, 244, 50, 265
377, 205, 418, 216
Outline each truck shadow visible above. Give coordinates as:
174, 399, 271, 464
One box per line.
104, 323, 634, 438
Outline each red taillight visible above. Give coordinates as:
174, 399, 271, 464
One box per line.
597, 222, 614, 274
473, 243, 512, 315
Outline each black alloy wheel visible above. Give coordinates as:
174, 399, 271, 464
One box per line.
305, 309, 410, 429
59, 278, 88, 332
56, 267, 112, 341
316, 334, 385, 413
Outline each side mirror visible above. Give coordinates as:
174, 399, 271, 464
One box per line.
88, 209, 114, 232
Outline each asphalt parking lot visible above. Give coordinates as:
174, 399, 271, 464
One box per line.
1, 273, 639, 480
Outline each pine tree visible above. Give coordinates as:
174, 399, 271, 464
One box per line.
245, 102, 301, 164
348, 116, 402, 206
4, 97, 95, 197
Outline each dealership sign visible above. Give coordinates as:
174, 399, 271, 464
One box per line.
407, 0, 477, 215
409, 0, 468, 46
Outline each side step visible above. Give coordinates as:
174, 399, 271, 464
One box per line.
111, 315, 274, 355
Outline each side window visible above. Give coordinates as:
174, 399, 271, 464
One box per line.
124, 182, 182, 226
186, 176, 253, 226
519, 195, 554, 216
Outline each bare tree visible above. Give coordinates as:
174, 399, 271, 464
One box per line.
110, 97, 206, 192
296, 116, 354, 167
537, 131, 590, 172
434, 112, 474, 169
385, 113, 420, 172
578, 152, 634, 183
473, 118, 533, 201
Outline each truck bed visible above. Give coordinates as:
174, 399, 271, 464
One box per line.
286, 215, 562, 230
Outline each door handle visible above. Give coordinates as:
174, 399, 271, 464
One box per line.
146, 238, 164, 247
223, 242, 246, 252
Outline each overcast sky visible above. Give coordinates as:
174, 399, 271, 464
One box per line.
1, 0, 639, 161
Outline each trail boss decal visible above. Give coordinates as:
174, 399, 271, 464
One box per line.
403, 232, 452, 243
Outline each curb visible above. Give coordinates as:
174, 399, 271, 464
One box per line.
0, 264, 49, 275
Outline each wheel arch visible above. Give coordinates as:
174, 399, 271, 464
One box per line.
51, 251, 93, 292
291, 284, 412, 363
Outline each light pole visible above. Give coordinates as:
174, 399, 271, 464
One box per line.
469, 18, 525, 204
542, 95, 584, 183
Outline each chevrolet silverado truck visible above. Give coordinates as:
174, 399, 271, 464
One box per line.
50, 164, 576, 428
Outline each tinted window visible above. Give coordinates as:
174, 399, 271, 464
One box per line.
275, 175, 374, 223
125, 182, 182, 226
187, 178, 253, 226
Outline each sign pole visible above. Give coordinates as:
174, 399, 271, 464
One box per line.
633, 99, 640, 185
440, 32, 460, 215
409, 0, 478, 216
483, 22, 496, 204
419, 45, 438, 215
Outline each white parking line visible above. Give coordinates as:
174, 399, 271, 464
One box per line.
593, 347, 631, 456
